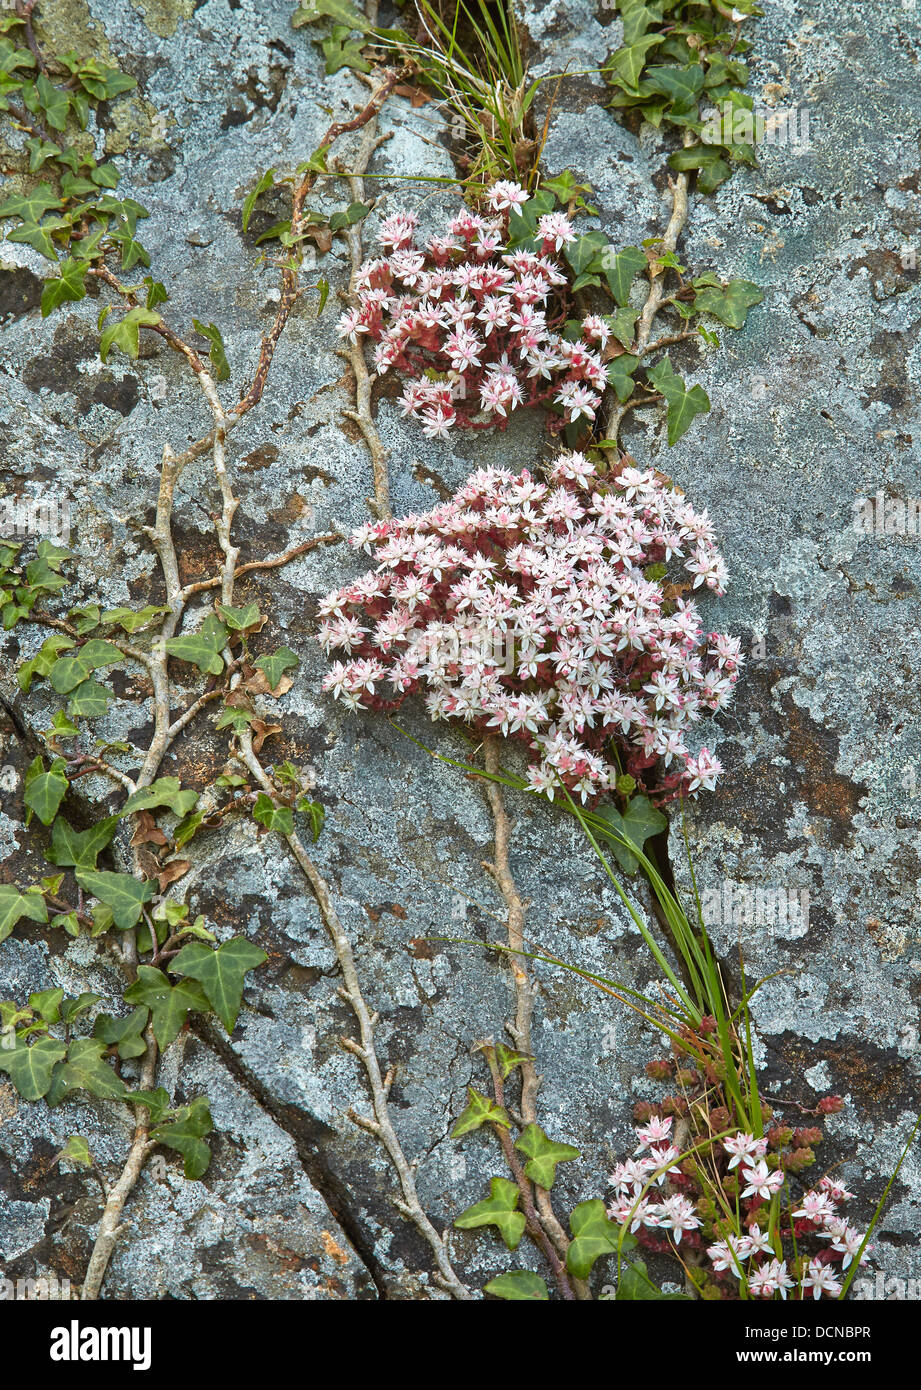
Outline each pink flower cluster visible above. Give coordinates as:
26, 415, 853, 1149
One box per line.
318, 451, 741, 804
336, 181, 608, 436
608, 1117, 867, 1300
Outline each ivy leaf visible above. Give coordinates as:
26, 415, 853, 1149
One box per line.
0, 182, 61, 221
18, 633, 74, 692
295, 797, 324, 843
47, 1037, 129, 1105
49, 638, 122, 694
592, 793, 667, 873
644, 63, 705, 113
514, 1123, 580, 1190
564, 229, 609, 278
120, 777, 199, 820
99, 306, 162, 362
173, 810, 204, 850
165, 615, 227, 675
171, 937, 268, 1034
40, 257, 88, 316
0, 1035, 66, 1101
132, 1086, 171, 1124
606, 34, 664, 90
58, 1135, 93, 1168
321, 26, 371, 75
217, 602, 261, 631
151, 1095, 213, 1179
75, 870, 155, 930
46, 815, 119, 872
23, 755, 69, 825
495, 1044, 531, 1079
567, 1199, 634, 1279
292, 0, 371, 29
605, 306, 639, 348
606, 353, 639, 403
6, 216, 70, 261
616, 1258, 694, 1300
93, 1006, 150, 1060
59, 992, 102, 1024
192, 319, 230, 381
24, 137, 61, 172
646, 355, 710, 445
66, 678, 112, 719
455, 1177, 525, 1250
252, 794, 294, 837
99, 603, 168, 632
254, 647, 299, 692
124, 965, 210, 1049
451, 1086, 511, 1137
692, 276, 763, 329
328, 200, 369, 233
29, 988, 64, 1024
604, 245, 647, 305
242, 167, 276, 233
483, 1270, 549, 1301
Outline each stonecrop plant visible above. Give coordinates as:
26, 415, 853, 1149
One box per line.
336, 182, 611, 437
319, 449, 742, 805
607, 1091, 867, 1301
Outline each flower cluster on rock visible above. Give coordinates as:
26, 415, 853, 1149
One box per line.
608, 1114, 865, 1300
318, 450, 741, 803
336, 180, 608, 436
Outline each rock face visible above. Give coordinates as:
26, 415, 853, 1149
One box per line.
0, 0, 919, 1300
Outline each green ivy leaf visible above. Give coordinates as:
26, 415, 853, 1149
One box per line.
217, 602, 261, 631
495, 1044, 531, 1079
242, 168, 276, 233
604, 245, 647, 306
29, 988, 64, 1024
293, 0, 371, 29
483, 1270, 549, 1301
0, 884, 52, 939
0, 181, 61, 221
165, 615, 227, 675
59, 992, 102, 1024
254, 646, 299, 691
46, 815, 119, 872
75, 870, 155, 930
321, 26, 371, 75
171, 937, 268, 1034
120, 777, 199, 820
451, 1086, 511, 1137
692, 275, 763, 329
124, 966, 210, 1049
252, 794, 294, 837
295, 797, 324, 843
99, 306, 162, 362
49, 638, 122, 694
592, 793, 667, 873
66, 678, 112, 719
606, 353, 639, 403
567, 1199, 634, 1279
173, 810, 204, 850
606, 34, 664, 91
192, 319, 230, 381
455, 1177, 525, 1250
18, 633, 75, 693
328, 200, 369, 233
0, 1035, 66, 1101
514, 1123, 580, 1190
99, 603, 168, 632
645, 355, 710, 445
40, 257, 89, 316
644, 62, 704, 113
47, 1037, 129, 1105
23, 755, 69, 826
93, 1006, 150, 1060
58, 1135, 93, 1168
151, 1095, 213, 1179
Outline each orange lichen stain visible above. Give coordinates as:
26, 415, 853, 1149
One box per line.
321, 1230, 350, 1266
